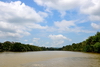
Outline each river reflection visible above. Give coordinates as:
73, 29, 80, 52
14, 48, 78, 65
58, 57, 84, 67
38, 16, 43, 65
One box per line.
0, 51, 100, 67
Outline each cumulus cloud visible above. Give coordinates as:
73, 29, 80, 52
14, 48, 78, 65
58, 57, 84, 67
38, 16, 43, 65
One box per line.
51, 20, 93, 33
34, 0, 100, 21
0, 1, 47, 40
34, 0, 80, 11
0, 21, 30, 39
46, 20, 93, 33
49, 34, 72, 41
0, 1, 43, 23
91, 23, 100, 29
34, 0, 80, 17
54, 20, 77, 32
54, 20, 75, 28
48, 34, 71, 46
80, 0, 100, 21
54, 20, 72, 32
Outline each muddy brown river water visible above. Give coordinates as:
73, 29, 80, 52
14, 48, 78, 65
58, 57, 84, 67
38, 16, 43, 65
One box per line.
0, 51, 100, 67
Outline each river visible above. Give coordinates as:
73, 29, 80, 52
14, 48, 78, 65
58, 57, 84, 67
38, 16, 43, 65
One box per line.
0, 51, 100, 67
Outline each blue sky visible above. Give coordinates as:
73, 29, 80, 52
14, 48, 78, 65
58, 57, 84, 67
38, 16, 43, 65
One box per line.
0, 0, 100, 47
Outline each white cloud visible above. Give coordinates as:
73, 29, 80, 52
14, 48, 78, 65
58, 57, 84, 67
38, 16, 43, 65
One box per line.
91, 23, 100, 29
33, 38, 40, 45
34, 0, 80, 17
89, 15, 100, 21
80, 0, 100, 21
38, 11, 48, 18
46, 20, 93, 33
0, 1, 43, 23
48, 34, 72, 47
49, 34, 71, 43
80, 0, 100, 14
34, 0, 100, 34
54, 20, 75, 28
27, 23, 48, 29
60, 11, 66, 18
54, 20, 76, 32
28, 38, 41, 46
52, 20, 94, 33
0, 1, 47, 40
49, 34, 67, 40
33, 38, 40, 42
0, 21, 30, 39
34, 0, 80, 11
34, 0, 100, 21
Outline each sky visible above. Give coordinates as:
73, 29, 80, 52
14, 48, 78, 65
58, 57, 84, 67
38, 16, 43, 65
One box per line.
0, 0, 100, 47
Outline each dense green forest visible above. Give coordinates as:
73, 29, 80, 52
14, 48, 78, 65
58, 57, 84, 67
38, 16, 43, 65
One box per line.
62, 32, 100, 53
0, 41, 61, 52
0, 32, 100, 53
0, 41, 42, 52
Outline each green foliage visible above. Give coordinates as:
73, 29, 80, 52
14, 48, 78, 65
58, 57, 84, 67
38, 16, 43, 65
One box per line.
0, 41, 42, 52
62, 32, 100, 53
3, 41, 13, 51
0, 43, 3, 52
83, 45, 93, 52
93, 42, 100, 53
62, 45, 72, 51
11, 42, 27, 52
41, 47, 62, 51
0, 41, 61, 52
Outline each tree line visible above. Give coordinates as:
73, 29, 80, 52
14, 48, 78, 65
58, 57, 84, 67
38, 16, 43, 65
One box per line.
0, 41, 61, 52
0, 32, 100, 53
0, 41, 42, 52
62, 32, 100, 53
